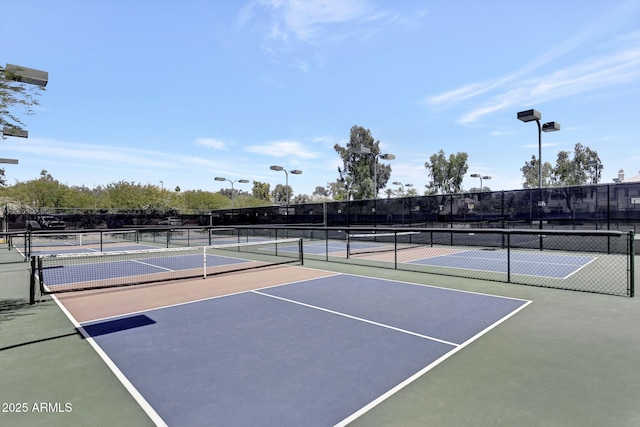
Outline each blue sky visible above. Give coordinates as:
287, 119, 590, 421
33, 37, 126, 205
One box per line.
1, 0, 639, 197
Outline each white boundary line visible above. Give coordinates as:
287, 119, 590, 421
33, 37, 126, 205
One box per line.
61, 267, 530, 426
334, 298, 532, 426
48, 294, 168, 427
252, 290, 460, 347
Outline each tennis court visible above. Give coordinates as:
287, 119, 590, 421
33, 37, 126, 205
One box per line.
278, 239, 596, 280
2, 225, 639, 426
53, 265, 529, 426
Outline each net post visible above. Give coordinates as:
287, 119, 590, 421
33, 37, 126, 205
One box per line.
346, 233, 351, 259
203, 246, 207, 279
394, 231, 398, 269
29, 255, 36, 304
299, 238, 304, 266
325, 228, 329, 262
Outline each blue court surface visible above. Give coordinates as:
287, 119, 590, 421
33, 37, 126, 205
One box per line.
409, 249, 595, 279
79, 274, 530, 426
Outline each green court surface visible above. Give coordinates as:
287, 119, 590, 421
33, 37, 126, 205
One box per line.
1, 256, 639, 426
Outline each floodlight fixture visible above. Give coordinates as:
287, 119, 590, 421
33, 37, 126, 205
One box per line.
470, 174, 491, 190
2, 127, 28, 138
215, 176, 249, 209
542, 121, 560, 132
353, 145, 371, 155
517, 109, 541, 123
270, 165, 302, 210
3, 63, 48, 87
0, 158, 19, 165
517, 108, 560, 189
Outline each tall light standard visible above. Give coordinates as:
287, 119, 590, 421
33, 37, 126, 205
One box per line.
517, 109, 560, 189
353, 145, 395, 226
470, 174, 491, 221
1, 63, 48, 140
269, 165, 302, 212
393, 181, 413, 224
587, 160, 603, 184
518, 109, 560, 241
1, 63, 48, 167
587, 160, 603, 228
215, 176, 249, 209
470, 174, 491, 190
353, 145, 395, 199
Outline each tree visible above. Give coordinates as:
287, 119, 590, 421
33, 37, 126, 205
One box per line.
327, 180, 348, 201
272, 183, 293, 205
552, 143, 601, 186
334, 125, 392, 200
313, 186, 329, 197
521, 143, 601, 188
251, 181, 271, 201
9, 170, 69, 210
182, 190, 228, 213
424, 150, 469, 194
521, 155, 554, 188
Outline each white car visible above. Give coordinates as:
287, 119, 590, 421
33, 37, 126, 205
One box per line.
158, 217, 183, 226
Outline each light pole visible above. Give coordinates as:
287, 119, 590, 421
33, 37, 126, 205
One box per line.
587, 160, 603, 184
392, 181, 411, 224
1, 63, 49, 140
269, 165, 302, 212
353, 145, 395, 199
215, 177, 249, 209
517, 109, 560, 189
470, 174, 491, 191
518, 109, 560, 242
470, 174, 491, 221
353, 145, 395, 226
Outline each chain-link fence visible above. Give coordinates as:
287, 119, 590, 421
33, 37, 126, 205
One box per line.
229, 226, 634, 298
4, 226, 634, 297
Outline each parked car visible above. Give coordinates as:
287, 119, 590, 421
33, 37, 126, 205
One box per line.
158, 217, 183, 226
27, 215, 66, 231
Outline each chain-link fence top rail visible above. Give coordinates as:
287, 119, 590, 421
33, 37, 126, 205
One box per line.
227, 225, 635, 298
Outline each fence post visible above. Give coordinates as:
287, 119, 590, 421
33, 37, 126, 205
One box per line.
507, 232, 511, 283
629, 231, 635, 298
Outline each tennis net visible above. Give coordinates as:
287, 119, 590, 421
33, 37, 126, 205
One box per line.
30, 237, 303, 303
346, 231, 424, 257
29, 230, 138, 251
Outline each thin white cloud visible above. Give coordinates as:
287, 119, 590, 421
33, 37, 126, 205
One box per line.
424, 9, 640, 124
254, 0, 373, 43
245, 140, 321, 159
195, 137, 227, 150
5, 138, 225, 170
238, 0, 418, 70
